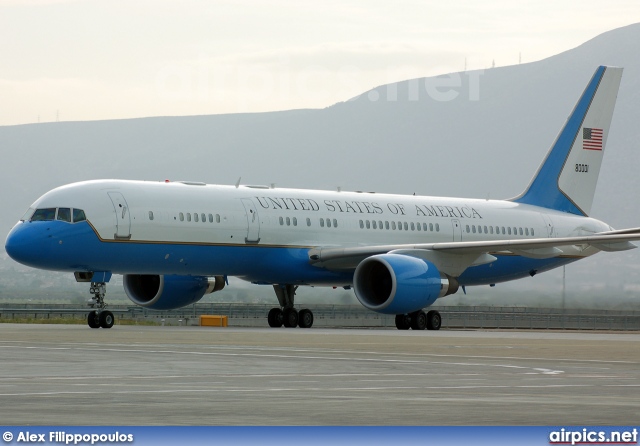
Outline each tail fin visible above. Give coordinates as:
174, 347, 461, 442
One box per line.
512, 66, 623, 216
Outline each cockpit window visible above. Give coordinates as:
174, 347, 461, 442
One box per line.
57, 208, 71, 222
20, 208, 36, 222
72, 209, 86, 223
31, 208, 56, 221
28, 207, 86, 223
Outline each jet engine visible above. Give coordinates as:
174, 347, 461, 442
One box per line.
353, 254, 458, 315
123, 274, 225, 310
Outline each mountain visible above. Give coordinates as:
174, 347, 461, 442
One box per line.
2, 23, 640, 308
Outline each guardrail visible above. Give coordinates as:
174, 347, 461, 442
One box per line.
1, 303, 639, 330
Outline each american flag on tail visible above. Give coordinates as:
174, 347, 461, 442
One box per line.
583, 127, 603, 150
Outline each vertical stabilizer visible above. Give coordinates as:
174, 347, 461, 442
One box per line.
513, 66, 622, 216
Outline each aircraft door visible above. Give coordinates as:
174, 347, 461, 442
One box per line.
108, 192, 131, 240
451, 219, 462, 242
241, 198, 261, 243
541, 214, 555, 237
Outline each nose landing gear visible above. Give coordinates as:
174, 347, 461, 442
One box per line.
87, 282, 114, 329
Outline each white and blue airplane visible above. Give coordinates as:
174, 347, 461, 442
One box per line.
5, 66, 640, 330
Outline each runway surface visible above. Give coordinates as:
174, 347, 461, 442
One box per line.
0, 324, 638, 425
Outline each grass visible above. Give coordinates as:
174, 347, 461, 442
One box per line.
0, 316, 160, 326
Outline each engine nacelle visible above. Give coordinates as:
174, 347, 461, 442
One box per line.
353, 254, 458, 315
123, 274, 225, 310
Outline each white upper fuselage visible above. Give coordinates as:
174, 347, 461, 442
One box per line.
26, 179, 610, 255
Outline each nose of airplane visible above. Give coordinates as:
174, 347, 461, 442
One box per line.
5, 221, 50, 268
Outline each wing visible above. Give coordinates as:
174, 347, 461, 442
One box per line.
308, 227, 640, 277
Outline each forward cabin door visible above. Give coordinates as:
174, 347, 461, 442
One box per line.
108, 192, 131, 240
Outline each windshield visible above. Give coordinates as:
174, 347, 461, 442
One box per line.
28, 207, 87, 223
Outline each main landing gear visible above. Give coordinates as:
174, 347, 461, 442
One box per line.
86, 282, 115, 329
395, 310, 441, 331
267, 284, 314, 328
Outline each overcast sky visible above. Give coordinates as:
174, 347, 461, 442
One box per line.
1, 0, 638, 125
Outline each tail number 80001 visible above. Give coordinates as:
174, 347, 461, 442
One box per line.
575, 164, 589, 173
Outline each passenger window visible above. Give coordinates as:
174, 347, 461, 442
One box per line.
306, 218, 311, 227
194, 213, 199, 222
385, 221, 390, 230
334, 219, 338, 228
429, 223, 434, 232
279, 216, 284, 225
325, 218, 331, 228
519, 227, 523, 236
372, 221, 377, 229
216, 214, 221, 223
31, 208, 56, 221
484, 226, 488, 234
179, 213, 184, 222
422, 223, 427, 231
201, 213, 206, 223
502, 227, 506, 235
57, 208, 71, 222
286, 217, 290, 226
435, 223, 439, 232
417, 222, 421, 231
321, 218, 325, 228
508, 227, 512, 235
366, 220, 370, 229
410, 222, 415, 231
148, 211, 154, 221
398, 221, 402, 231
359, 220, 363, 229
531, 228, 535, 236
466, 225, 470, 233
472, 225, 476, 234
293, 217, 297, 226
72, 209, 86, 223
404, 222, 408, 230
208, 214, 213, 223
525, 228, 529, 236
490, 226, 493, 234
391, 222, 396, 230
187, 213, 192, 222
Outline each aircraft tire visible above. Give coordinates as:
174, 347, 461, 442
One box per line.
99, 311, 115, 329
410, 311, 427, 330
298, 309, 314, 328
282, 308, 299, 328
395, 314, 411, 330
426, 310, 441, 331
87, 311, 100, 329
267, 308, 283, 328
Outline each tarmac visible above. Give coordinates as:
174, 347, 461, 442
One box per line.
0, 324, 638, 425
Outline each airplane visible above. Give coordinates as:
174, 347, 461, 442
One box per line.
5, 65, 640, 330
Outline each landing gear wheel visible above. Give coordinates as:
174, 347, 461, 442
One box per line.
267, 308, 284, 328
87, 311, 100, 329
298, 309, 314, 328
395, 314, 411, 330
99, 310, 115, 329
426, 310, 442, 331
283, 308, 299, 328
410, 311, 427, 330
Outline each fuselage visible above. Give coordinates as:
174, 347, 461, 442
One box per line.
5, 179, 611, 287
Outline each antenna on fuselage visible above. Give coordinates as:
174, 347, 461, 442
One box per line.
235, 177, 241, 188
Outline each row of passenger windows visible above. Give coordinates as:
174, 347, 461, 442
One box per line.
360, 220, 441, 232
278, 217, 339, 228
28, 207, 86, 223
149, 210, 536, 238
467, 224, 535, 237
149, 211, 222, 224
